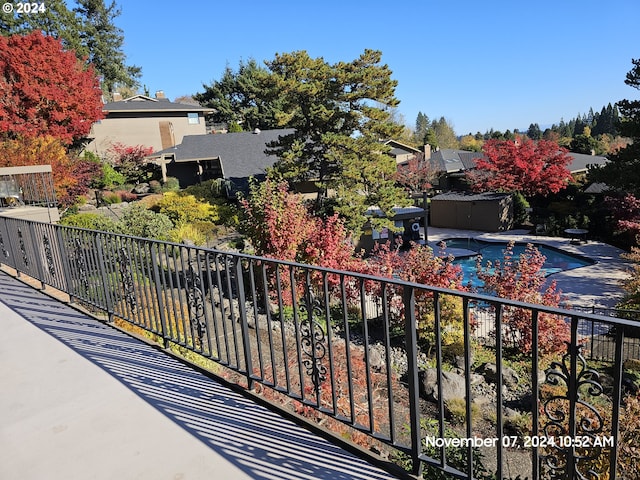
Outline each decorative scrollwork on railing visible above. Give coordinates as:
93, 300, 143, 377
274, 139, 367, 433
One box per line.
299, 287, 327, 393
118, 247, 136, 312
185, 259, 206, 341
17, 228, 29, 267
73, 238, 90, 296
0, 231, 8, 259
541, 342, 606, 479
42, 234, 55, 276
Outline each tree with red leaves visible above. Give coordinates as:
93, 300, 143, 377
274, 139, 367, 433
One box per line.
394, 153, 438, 194
0, 31, 103, 146
467, 138, 573, 196
475, 242, 570, 355
240, 179, 367, 303
109, 143, 156, 184
368, 241, 469, 354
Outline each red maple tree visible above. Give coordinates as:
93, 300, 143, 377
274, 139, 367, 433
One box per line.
0, 32, 104, 145
394, 153, 437, 193
240, 179, 367, 303
475, 242, 570, 355
467, 138, 573, 196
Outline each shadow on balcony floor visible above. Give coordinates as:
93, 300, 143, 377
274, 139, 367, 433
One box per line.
0, 272, 400, 480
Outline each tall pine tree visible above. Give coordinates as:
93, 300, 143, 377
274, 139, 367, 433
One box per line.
74, 0, 141, 97
590, 59, 640, 194
1, 0, 140, 98
264, 49, 410, 234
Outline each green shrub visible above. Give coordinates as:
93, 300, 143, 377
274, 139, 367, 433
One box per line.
162, 177, 180, 192
183, 178, 228, 203
214, 200, 240, 227
118, 203, 173, 240
101, 163, 126, 189
512, 192, 530, 225
149, 180, 162, 193
59, 212, 120, 233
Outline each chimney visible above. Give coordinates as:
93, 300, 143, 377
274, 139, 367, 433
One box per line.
423, 143, 432, 160
155, 90, 166, 99
112, 92, 122, 102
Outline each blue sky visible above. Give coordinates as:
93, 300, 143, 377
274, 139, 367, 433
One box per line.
116, 0, 640, 136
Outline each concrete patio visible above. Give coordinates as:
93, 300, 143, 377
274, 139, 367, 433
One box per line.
0, 271, 400, 480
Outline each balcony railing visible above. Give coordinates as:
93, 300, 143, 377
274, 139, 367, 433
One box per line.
0, 215, 637, 479
0, 165, 59, 223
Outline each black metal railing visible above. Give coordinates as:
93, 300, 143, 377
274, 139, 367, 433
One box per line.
0, 215, 637, 480
0, 165, 57, 207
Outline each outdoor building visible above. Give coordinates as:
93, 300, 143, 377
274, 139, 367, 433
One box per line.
430, 192, 513, 231
85, 92, 215, 158
357, 205, 426, 253
147, 128, 294, 195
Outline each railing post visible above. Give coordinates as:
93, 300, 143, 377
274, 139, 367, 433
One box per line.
150, 243, 170, 349
403, 285, 422, 477
55, 226, 74, 302
234, 256, 254, 389
95, 234, 114, 321
609, 326, 624, 480
27, 221, 45, 289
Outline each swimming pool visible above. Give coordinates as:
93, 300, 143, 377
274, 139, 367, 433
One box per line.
442, 238, 595, 288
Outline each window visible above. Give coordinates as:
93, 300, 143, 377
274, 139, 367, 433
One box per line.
187, 113, 199, 124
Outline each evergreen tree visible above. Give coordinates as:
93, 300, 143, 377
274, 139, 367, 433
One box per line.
195, 59, 280, 130
431, 117, 459, 149
74, 0, 141, 96
570, 128, 597, 154
414, 111, 430, 145
589, 59, 640, 194
0, 0, 84, 55
424, 128, 439, 150
527, 123, 542, 140
264, 49, 410, 234
1, 0, 140, 97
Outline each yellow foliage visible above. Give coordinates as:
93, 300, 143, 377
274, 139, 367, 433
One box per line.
417, 293, 466, 357
156, 191, 219, 224
169, 223, 207, 246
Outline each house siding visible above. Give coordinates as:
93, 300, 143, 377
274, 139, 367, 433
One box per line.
86, 112, 208, 157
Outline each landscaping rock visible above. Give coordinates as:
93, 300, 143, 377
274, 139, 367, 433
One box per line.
454, 354, 473, 370
133, 183, 150, 194
77, 203, 97, 212
479, 362, 519, 388
367, 346, 385, 372
419, 368, 466, 402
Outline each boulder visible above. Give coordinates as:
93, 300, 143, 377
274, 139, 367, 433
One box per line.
479, 362, 519, 388
419, 368, 466, 402
133, 183, 150, 194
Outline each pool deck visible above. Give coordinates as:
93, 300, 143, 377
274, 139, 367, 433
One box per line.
424, 227, 630, 309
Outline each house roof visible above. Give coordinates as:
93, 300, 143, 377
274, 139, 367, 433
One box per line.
566, 152, 608, 173
151, 129, 295, 192
426, 148, 607, 175
383, 140, 422, 157
431, 192, 511, 202
428, 149, 483, 173
103, 95, 215, 114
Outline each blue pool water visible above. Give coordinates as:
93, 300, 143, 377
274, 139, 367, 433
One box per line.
443, 238, 595, 288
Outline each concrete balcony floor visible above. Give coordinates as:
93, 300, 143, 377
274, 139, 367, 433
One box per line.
0, 272, 399, 480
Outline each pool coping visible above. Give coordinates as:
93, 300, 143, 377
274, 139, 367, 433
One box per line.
425, 228, 630, 309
